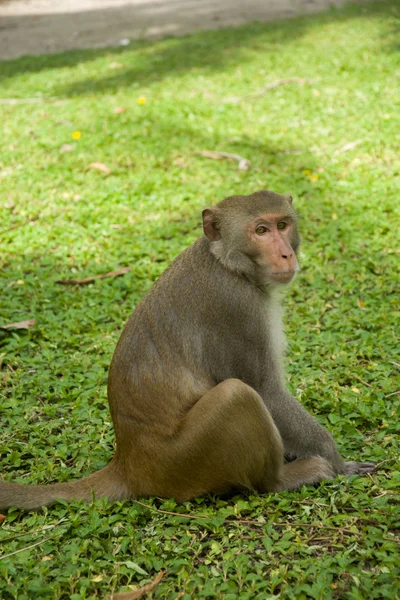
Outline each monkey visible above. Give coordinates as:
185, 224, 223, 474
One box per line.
0, 190, 375, 511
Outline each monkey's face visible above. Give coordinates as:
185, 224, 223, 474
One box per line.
202, 190, 300, 286
245, 213, 299, 284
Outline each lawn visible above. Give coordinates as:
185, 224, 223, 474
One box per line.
0, 1, 399, 598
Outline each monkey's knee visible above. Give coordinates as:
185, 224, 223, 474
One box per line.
218, 380, 281, 442
214, 378, 261, 402
216, 378, 271, 416
170, 379, 284, 496
212, 379, 284, 491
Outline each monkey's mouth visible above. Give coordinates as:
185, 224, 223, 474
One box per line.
270, 270, 296, 283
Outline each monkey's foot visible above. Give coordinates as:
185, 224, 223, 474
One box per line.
284, 452, 297, 463
343, 461, 376, 475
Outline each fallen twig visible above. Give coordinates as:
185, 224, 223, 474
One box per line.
194, 150, 250, 171
0, 98, 45, 105
373, 490, 399, 499
111, 570, 164, 600
249, 77, 312, 96
385, 389, 400, 398
233, 521, 362, 539
374, 458, 396, 469
134, 499, 268, 526
134, 500, 263, 525
56, 267, 131, 285
0, 518, 67, 544
0, 537, 52, 561
389, 361, 400, 369
1, 319, 36, 330
277, 522, 361, 535
0, 215, 40, 236
133, 499, 208, 520
354, 375, 374, 389
226, 77, 313, 102
0, 98, 64, 105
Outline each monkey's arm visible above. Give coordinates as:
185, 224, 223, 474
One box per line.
266, 391, 374, 475
269, 391, 344, 472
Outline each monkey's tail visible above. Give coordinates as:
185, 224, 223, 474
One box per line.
0, 460, 129, 511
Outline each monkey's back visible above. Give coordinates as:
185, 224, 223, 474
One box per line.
107, 238, 271, 436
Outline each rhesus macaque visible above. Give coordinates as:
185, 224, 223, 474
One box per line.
0, 191, 375, 510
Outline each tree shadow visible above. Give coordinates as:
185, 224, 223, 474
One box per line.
0, 0, 344, 63
0, 0, 397, 95
0, 16, 305, 87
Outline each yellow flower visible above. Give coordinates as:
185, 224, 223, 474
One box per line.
137, 96, 147, 105
310, 174, 319, 182
72, 131, 81, 140
303, 169, 311, 175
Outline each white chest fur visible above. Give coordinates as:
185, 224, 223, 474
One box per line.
264, 287, 286, 362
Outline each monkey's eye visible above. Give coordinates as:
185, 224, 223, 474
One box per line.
255, 225, 268, 235
277, 221, 287, 230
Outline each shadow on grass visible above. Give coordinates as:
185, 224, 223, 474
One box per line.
0, 0, 398, 96
0, 102, 320, 268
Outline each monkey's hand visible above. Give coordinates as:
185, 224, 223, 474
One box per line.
342, 461, 376, 475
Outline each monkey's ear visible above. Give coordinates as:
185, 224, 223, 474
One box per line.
202, 208, 221, 241
286, 195, 293, 205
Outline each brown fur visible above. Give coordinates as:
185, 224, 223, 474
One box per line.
0, 190, 375, 510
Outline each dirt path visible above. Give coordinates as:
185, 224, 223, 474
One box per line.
0, 0, 348, 61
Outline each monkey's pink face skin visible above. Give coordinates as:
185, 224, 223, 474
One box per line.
248, 213, 299, 284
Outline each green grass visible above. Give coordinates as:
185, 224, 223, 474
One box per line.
0, 1, 399, 598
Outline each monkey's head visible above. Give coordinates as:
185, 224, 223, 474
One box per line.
202, 190, 300, 286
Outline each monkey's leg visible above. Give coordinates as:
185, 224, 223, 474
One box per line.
266, 391, 375, 477
273, 457, 335, 492
166, 378, 282, 499
141, 379, 334, 501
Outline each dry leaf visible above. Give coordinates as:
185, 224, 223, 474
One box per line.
173, 157, 186, 167
111, 570, 164, 600
0, 514, 6, 524
85, 162, 111, 175
109, 61, 123, 69
336, 140, 362, 154
56, 267, 131, 285
60, 143, 74, 153
194, 151, 250, 171
113, 107, 126, 114
1, 319, 36, 330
